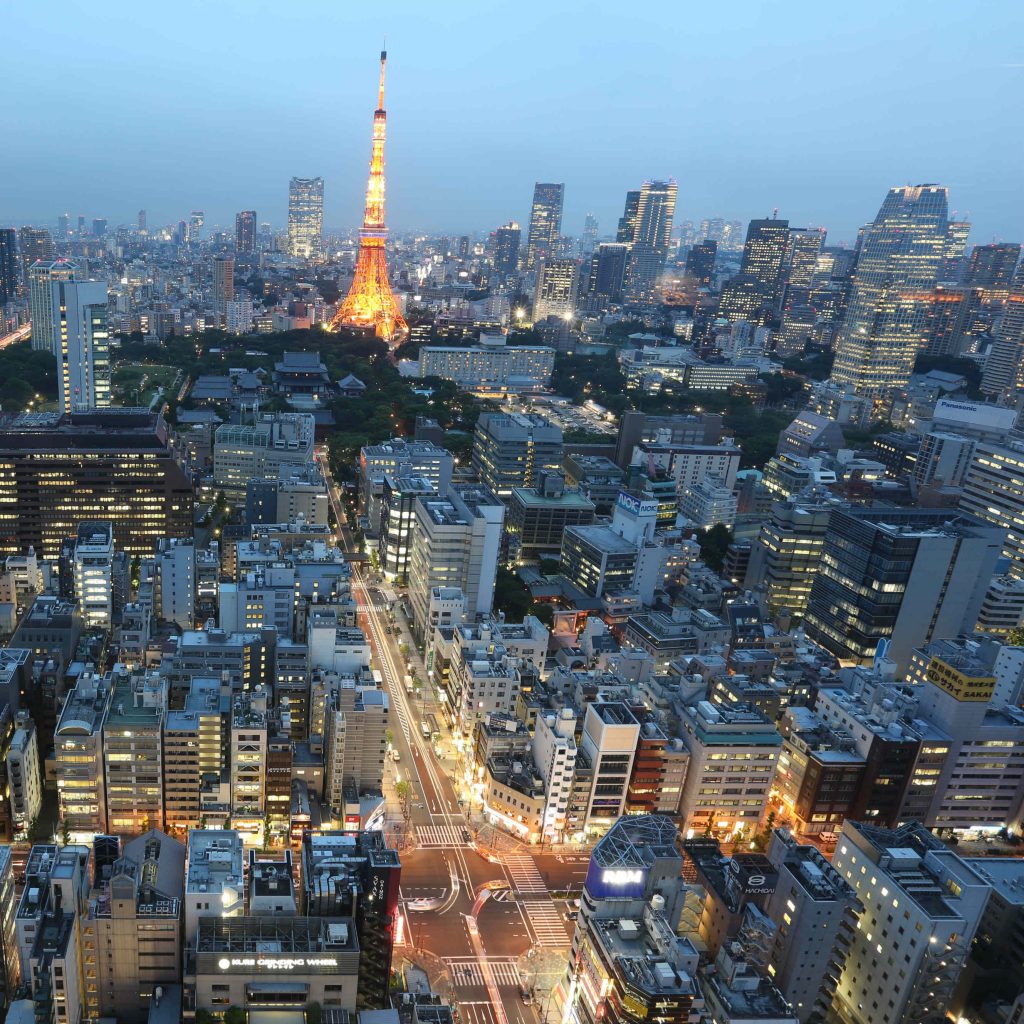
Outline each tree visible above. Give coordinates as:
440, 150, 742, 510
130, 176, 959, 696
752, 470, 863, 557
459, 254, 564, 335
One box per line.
1007, 627, 1024, 647
695, 524, 733, 572
492, 566, 532, 621
224, 1008, 247, 1024
395, 780, 412, 825
195, 1011, 216, 1024
60, 819, 71, 847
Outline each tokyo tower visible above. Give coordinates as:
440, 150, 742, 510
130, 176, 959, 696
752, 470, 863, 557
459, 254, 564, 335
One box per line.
330, 50, 408, 344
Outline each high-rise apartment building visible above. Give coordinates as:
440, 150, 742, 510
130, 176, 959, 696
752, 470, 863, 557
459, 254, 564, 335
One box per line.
472, 411, 564, 497
832, 185, 949, 398
803, 507, 1003, 669
0, 229, 17, 305
27, 257, 77, 352
533, 257, 580, 321
616, 189, 641, 243
235, 209, 257, 253
44, 277, 111, 413
524, 182, 564, 271
212, 255, 234, 315
0, 409, 194, 560
493, 221, 521, 275
287, 176, 324, 259
625, 179, 678, 302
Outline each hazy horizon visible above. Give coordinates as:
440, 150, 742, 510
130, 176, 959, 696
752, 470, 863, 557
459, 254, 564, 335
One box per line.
4, 0, 1023, 245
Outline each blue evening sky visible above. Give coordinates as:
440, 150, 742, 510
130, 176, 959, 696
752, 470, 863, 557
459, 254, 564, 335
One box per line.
2, 0, 1022, 245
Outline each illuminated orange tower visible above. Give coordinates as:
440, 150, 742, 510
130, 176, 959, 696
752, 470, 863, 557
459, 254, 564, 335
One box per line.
330, 49, 408, 345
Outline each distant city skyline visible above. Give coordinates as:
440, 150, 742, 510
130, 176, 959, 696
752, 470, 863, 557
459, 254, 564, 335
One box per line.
3, 1, 1023, 242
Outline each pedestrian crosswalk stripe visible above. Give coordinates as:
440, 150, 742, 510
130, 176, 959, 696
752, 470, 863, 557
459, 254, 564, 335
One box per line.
416, 825, 469, 847
523, 899, 571, 947
503, 854, 548, 893
445, 960, 523, 988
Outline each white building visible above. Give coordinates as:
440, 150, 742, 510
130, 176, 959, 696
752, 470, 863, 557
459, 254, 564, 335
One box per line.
48, 279, 110, 413
579, 701, 641, 835
6, 711, 42, 839
418, 331, 555, 394
832, 821, 992, 1024
678, 475, 738, 529
156, 537, 195, 630
72, 521, 114, 628
184, 829, 245, 946
408, 485, 504, 642
533, 708, 578, 839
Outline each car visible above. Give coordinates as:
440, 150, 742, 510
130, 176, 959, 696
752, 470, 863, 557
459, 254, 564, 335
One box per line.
462, 829, 472, 843
565, 910, 578, 921
391, 751, 400, 763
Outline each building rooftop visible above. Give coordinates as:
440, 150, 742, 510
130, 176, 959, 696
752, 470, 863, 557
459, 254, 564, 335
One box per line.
592, 814, 679, 871
186, 830, 245, 894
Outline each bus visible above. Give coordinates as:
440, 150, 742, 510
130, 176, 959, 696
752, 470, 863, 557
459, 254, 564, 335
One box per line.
425, 714, 440, 741
420, 719, 431, 739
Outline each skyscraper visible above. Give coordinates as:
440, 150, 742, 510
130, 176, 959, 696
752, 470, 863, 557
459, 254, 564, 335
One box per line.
803, 506, 1001, 670
832, 185, 949, 399
624, 179, 677, 302
943, 219, 971, 281
718, 217, 791, 323
18, 227, 55, 280
28, 258, 77, 352
48, 279, 111, 413
57, 213, 70, 239
585, 243, 629, 304
787, 226, 826, 289
582, 212, 599, 252
616, 190, 641, 243
524, 182, 564, 272
287, 176, 324, 259
493, 222, 521, 276
0, 230, 17, 306
533, 258, 581, 321
965, 242, 1020, 298
980, 291, 1024, 397
235, 210, 257, 253
684, 239, 716, 286
212, 256, 234, 315
330, 51, 407, 343
137, 209, 146, 234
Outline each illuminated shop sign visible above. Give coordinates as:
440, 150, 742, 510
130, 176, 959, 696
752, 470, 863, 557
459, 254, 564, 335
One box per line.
217, 956, 338, 971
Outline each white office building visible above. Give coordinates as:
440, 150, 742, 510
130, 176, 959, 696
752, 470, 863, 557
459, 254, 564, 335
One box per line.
832, 821, 992, 1024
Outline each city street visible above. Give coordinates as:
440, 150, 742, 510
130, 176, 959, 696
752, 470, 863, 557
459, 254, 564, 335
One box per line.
319, 450, 576, 1024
